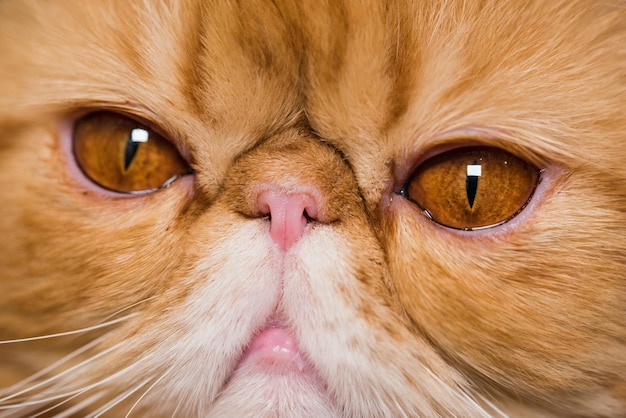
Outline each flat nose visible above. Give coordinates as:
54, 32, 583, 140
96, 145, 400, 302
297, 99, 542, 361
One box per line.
257, 189, 319, 251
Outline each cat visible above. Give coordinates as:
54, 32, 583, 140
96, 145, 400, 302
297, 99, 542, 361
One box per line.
0, 0, 624, 416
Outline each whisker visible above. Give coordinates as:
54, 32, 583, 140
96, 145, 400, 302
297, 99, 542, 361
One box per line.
474, 392, 509, 418
0, 340, 125, 404
0, 402, 41, 418
51, 392, 107, 418
461, 390, 498, 418
85, 378, 151, 418
422, 366, 493, 417
124, 368, 173, 418
0, 314, 137, 345
0, 359, 142, 410
171, 397, 184, 417
101, 296, 155, 323
30, 390, 106, 418
1, 302, 145, 400
0, 334, 108, 397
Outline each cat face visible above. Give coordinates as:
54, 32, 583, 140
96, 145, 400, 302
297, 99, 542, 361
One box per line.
0, 0, 624, 416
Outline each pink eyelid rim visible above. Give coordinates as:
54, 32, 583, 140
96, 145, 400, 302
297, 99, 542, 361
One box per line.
394, 127, 547, 188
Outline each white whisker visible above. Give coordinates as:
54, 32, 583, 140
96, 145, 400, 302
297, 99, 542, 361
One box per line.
0, 402, 40, 418
0, 340, 125, 404
101, 297, 155, 323
85, 378, 151, 418
124, 368, 173, 418
50, 392, 107, 418
422, 366, 492, 417
460, 390, 497, 418
31, 390, 106, 418
171, 397, 183, 417
0, 359, 142, 410
0, 314, 137, 345
475, 392, 509, 418
0, 335, 108, 397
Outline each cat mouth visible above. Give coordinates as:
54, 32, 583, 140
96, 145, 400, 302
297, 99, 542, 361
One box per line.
237, 325, 311, 374
234, 313, 318, 375
227, 313, 325, 381
228, 309, 315, 373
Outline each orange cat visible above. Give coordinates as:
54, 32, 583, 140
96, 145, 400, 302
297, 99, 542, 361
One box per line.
0, 0, 624, 416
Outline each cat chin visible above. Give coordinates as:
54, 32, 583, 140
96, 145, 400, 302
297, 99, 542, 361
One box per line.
207, 370, 338, 418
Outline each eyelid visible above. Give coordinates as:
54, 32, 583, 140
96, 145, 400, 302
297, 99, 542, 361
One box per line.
68, 106, 194, 164
394, 133, 548, 193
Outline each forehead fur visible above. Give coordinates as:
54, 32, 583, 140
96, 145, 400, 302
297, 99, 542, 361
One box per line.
1, 0, 624, 172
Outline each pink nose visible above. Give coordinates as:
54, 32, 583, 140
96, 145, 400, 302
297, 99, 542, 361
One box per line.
257, 189, 319, 251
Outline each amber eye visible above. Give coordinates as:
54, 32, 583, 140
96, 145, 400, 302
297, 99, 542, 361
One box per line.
403, 147, 540, 230
73, 112, 192, 194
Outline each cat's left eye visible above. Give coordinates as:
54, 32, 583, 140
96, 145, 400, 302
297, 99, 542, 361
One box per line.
402, 147, 540, 230
73, 112, 192, 194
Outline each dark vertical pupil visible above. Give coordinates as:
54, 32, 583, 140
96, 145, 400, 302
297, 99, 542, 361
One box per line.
466, 160, 479, 208
124, 129, 143, 170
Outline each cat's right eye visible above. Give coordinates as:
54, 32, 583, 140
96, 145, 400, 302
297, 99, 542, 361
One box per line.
73, 112, 192, 194
402, 147, 540, 230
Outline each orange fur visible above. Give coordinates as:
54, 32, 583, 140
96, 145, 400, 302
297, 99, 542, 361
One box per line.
0, 0, 624, 416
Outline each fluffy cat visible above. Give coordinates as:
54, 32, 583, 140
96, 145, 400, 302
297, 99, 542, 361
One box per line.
0, 0, 624, 416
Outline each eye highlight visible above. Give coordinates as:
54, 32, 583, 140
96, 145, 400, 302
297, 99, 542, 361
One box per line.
402, 147, 540, 230
73, 112, 192, 194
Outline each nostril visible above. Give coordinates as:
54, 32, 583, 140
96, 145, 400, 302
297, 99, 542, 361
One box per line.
302, 200, 318, 222
303, 209, 314, 223
258, 201, 271, 219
